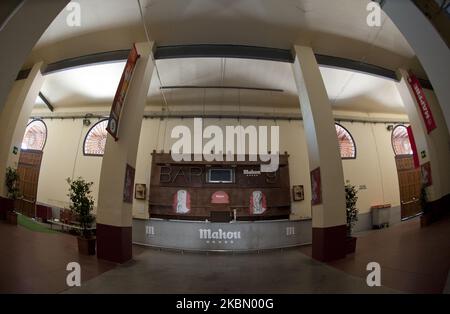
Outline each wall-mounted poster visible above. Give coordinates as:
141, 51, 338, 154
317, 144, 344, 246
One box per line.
292, 185, 304, 201
250, 191, 267, 214
310, 167, 322, 205
135, 183, 146, 200
106, 44, 140, 141
421, 162, 432, 187
173, 190, 191, 214
123, 164, 135, 204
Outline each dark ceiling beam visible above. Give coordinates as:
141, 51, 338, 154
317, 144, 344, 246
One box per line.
16, 68, 31, 80
28, 45, 431, 89
316, 54, 431, 89
38, 92, 54, 112
314, 54, 398, 80
160, 85, 283, 92
155, 45, 432, 88
154, 44, 295, 63
42, 49, 131, 74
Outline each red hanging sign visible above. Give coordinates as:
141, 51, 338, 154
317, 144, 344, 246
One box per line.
407, 72, 436, 133
406, 126, 419, 169
106, 44, 140, 141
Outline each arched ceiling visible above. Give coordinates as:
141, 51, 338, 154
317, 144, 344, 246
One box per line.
26, 0, 425, 77
33, 58, 406, 115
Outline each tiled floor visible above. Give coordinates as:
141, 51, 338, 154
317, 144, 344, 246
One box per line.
299, 216, 450, 293
65, 248, 396, 294
1, 215, 449, 293
0, 220, 115, 293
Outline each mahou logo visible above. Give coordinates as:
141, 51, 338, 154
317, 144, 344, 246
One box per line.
199, 228, 241, 240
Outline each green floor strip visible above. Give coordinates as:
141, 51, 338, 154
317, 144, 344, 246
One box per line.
18, 214, 58, 234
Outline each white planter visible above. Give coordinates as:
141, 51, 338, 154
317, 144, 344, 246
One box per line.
372, 206, 391, 228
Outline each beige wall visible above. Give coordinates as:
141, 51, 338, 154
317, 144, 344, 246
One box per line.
37, 119, 103, 210
35, 113, 404, 219
340, 121, 401, 210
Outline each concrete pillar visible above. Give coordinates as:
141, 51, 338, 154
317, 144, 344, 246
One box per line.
0, 62, 45, 197
396, 68, 450, 213
291, 46, 347, 262
381, 0, 450, 134
0, 0, 69, 113
96, 42, 155, 263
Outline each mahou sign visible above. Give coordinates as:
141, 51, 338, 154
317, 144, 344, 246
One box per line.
407, 72, 436, 133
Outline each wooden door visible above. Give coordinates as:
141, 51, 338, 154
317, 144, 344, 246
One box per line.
395, 155, 422, 219
16, 149, 43, 217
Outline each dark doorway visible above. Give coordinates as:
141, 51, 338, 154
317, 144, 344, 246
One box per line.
16, 149, 43, 217
395, 155, 422, 219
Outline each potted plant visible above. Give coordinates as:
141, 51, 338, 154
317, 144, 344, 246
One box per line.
345, 183, 359, 254
67, 177, 96, 255
4, 167, 21, 225
420, 184, 432, 227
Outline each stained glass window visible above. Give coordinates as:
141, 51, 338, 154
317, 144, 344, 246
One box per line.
392, 125, 412, 156
335, 124, 356, 159
83, 119, 108, 156
21, 120, 47, 150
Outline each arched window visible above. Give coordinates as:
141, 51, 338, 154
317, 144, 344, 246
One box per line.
83, 119, 108, 156
335, 123, 356, 159
392, 125, 412, 156
21, 120, 47, 150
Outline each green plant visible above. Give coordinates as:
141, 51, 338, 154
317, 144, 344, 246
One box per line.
345, 184, 359, 236
67, 177, 95, 238
5, 167, 21, 201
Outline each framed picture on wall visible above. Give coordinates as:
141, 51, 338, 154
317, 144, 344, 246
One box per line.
292, 185, 304, 201
421, 161, 432, 187
123, 164, 135, 204
135, 183, 146, 200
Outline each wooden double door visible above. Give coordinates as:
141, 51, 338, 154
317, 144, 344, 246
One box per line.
16, 149, 43, 217
395, 155, 422, 219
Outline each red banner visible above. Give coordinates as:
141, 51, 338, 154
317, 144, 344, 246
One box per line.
123, 164, 135, 204
407, 72, 436, 133
106, 44, 140, 141
407, 126, 419, 169
310, 167, 322, 206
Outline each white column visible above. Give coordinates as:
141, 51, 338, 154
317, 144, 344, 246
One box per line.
0, 0, 69, 113
291, 46, 347, 261
382, 0, 450, 133
96, 42, 155, 263
0, 62, 45, 197
396, 68, 450, 206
